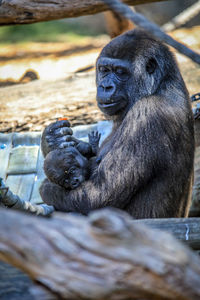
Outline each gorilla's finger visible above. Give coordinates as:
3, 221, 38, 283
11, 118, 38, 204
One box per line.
46, 136, 56, 145
59, 142, 75, 148
54, 120, 71, 128
47, 120, 71, 134
46, 134, 75, 145
55, 136, 69, 144
56, 135, 76, 143
64, 135, 75, 142
54, 127, 73, 136
64, 135, 78, 142
46, 135, 51, 142
89, 131, 95, 138
67, 142, 76, 147
48, 142, 54, 147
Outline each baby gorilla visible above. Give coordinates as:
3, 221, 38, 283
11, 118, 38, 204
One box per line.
44, 131, 101, 190
44, 147, 89, 190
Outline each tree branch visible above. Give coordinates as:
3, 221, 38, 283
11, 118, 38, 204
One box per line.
0, 208, 200, 299
103, 0, 200, 64
0, 0, 166, 26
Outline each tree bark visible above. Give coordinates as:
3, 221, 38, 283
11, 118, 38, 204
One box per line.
0, 208, 200, 300
0, 0, 167, 26
104, 10, 134, 38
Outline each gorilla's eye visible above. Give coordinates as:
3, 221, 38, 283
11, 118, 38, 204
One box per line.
69, 167, 76, 175
115, 67, 126, 75
146, 58, 157, 74
99, 66, 109, 73
115, 67, 129, 81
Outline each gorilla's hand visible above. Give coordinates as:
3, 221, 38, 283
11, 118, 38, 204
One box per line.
41, 119, 94, 158
41, 120, 75, 157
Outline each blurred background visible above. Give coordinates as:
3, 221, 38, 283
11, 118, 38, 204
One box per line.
0, 0, 200, 132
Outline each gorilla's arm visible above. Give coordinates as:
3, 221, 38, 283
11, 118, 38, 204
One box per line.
40, 95, 192, 217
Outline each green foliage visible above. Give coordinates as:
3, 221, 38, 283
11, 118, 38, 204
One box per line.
0, 20, 100, 44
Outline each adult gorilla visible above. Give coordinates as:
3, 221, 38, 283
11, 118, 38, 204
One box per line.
40, 29, 194, 218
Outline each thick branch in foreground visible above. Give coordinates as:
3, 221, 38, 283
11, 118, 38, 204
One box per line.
103, 0, 200, 64
0, 0, 165, 26
0, 208, 200, 299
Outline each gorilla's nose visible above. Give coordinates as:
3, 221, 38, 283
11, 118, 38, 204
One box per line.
101, 83, 114, 92
71, 177, 80, 188
72, 177, 79, 184
97, 81, 115, 103
100, 81, 115, 92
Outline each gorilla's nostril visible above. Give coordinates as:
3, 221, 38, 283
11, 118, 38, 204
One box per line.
105, 86, 113, 91
100, 81, 115, 92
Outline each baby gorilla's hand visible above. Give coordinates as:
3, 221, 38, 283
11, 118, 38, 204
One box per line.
41, 120, 77, 156
88, 131, 101, 145
88, 131, 101, 155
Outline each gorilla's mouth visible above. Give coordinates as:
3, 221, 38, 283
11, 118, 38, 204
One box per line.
98, 99, 127, 116
98, 102, 118, 109
70, 182, 80, 189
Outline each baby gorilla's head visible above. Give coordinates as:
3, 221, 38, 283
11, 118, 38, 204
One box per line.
44, 147, 89, 189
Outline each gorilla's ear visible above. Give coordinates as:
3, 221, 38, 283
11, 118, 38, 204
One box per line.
146, 58, 157, 74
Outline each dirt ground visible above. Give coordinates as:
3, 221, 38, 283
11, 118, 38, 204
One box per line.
0, 27, 200, 133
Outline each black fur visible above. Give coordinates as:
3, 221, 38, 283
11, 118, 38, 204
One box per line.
40, 29, 194, 218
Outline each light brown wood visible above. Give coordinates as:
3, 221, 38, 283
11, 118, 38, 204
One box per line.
0, 0, 166, 26
104, 10, 134, 37
0, 208, 200, 299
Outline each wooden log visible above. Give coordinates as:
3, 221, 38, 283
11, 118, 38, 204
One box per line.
0, 0, 167, 26
134, 217, 200, 250
0, 261, 54, 300
0, 208, 200, 299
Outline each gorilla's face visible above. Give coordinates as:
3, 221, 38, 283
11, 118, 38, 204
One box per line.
95, 29, 174, 117
96, 55, 160, 117
96, 57, 130, 116
44, 147, 89, 190
63, 165, 87, 189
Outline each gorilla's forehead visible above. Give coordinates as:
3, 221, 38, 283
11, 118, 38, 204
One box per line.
97, 57, 130, 68
100, 29, 161, 60
75, 154, 88, 168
